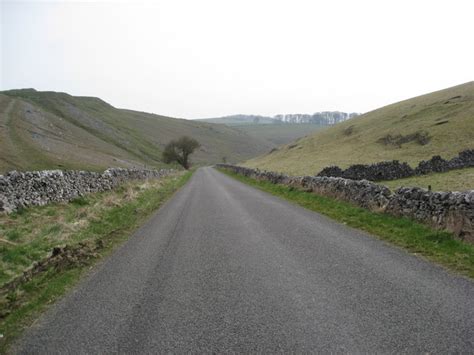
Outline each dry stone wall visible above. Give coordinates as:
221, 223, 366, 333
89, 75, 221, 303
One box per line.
217, 164, 474, 243
386, 187, 474, 241
317, 149, 474, 181
0, 168, 174, 214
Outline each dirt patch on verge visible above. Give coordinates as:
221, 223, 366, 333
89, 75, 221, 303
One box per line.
0, 240, 105, 319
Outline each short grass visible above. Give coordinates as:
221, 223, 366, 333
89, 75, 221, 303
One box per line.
245, 81, 474, 176
0, 171, 192, 353
382, 167, 474, 192
219, 168, 474, 278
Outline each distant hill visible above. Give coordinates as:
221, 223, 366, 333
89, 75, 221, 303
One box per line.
198, 111, 357, 146
199, 114, 279, 125
200, 111, 358, 126
274, 111, 359, 124
0, 89, 273, 173
245, 82, 474, 176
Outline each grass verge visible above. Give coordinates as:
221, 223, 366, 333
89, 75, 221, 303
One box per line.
382, 167, 474, 192
218, 168, 474, 279
0, 171, 192, 353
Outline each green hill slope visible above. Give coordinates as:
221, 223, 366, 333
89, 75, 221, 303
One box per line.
245, 82, 474, 176
0, 89, 273, 173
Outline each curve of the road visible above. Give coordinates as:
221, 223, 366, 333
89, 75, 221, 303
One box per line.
16, 167, 474, 353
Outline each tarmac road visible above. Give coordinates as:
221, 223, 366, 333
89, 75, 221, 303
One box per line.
16, 167, 474, 353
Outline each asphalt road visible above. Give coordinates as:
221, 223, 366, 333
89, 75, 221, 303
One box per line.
16, 167, 474, 353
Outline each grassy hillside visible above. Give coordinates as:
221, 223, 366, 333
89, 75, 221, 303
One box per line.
236, 123, 324, 146
245, 82, 474, 176
0, 89, 273, 173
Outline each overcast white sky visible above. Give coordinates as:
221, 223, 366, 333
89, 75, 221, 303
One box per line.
1, 0, 473, 118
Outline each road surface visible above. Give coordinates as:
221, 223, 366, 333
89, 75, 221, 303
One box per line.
16, 167, 474, 353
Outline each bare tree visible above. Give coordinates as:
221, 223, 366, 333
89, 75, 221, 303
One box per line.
163, 136, 200, 169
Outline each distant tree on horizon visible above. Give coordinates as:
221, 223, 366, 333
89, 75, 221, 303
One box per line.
163, 136, 200, 170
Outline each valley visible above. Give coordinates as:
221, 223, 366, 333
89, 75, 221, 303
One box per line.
3, 2, 474, 353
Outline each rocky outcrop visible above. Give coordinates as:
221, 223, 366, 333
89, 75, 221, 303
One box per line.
317, 149, 474, 181
0, 168, 173, 213
217, 164, 474, 243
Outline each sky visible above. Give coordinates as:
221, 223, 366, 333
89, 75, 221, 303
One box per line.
1, 0, 473, 119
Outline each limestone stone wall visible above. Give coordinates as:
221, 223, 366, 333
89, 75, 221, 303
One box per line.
386, 187, 474, 242
0, 168, 174, 213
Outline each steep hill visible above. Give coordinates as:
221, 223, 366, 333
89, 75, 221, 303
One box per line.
0, 89, 273, 173
245, 82, 474, 176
